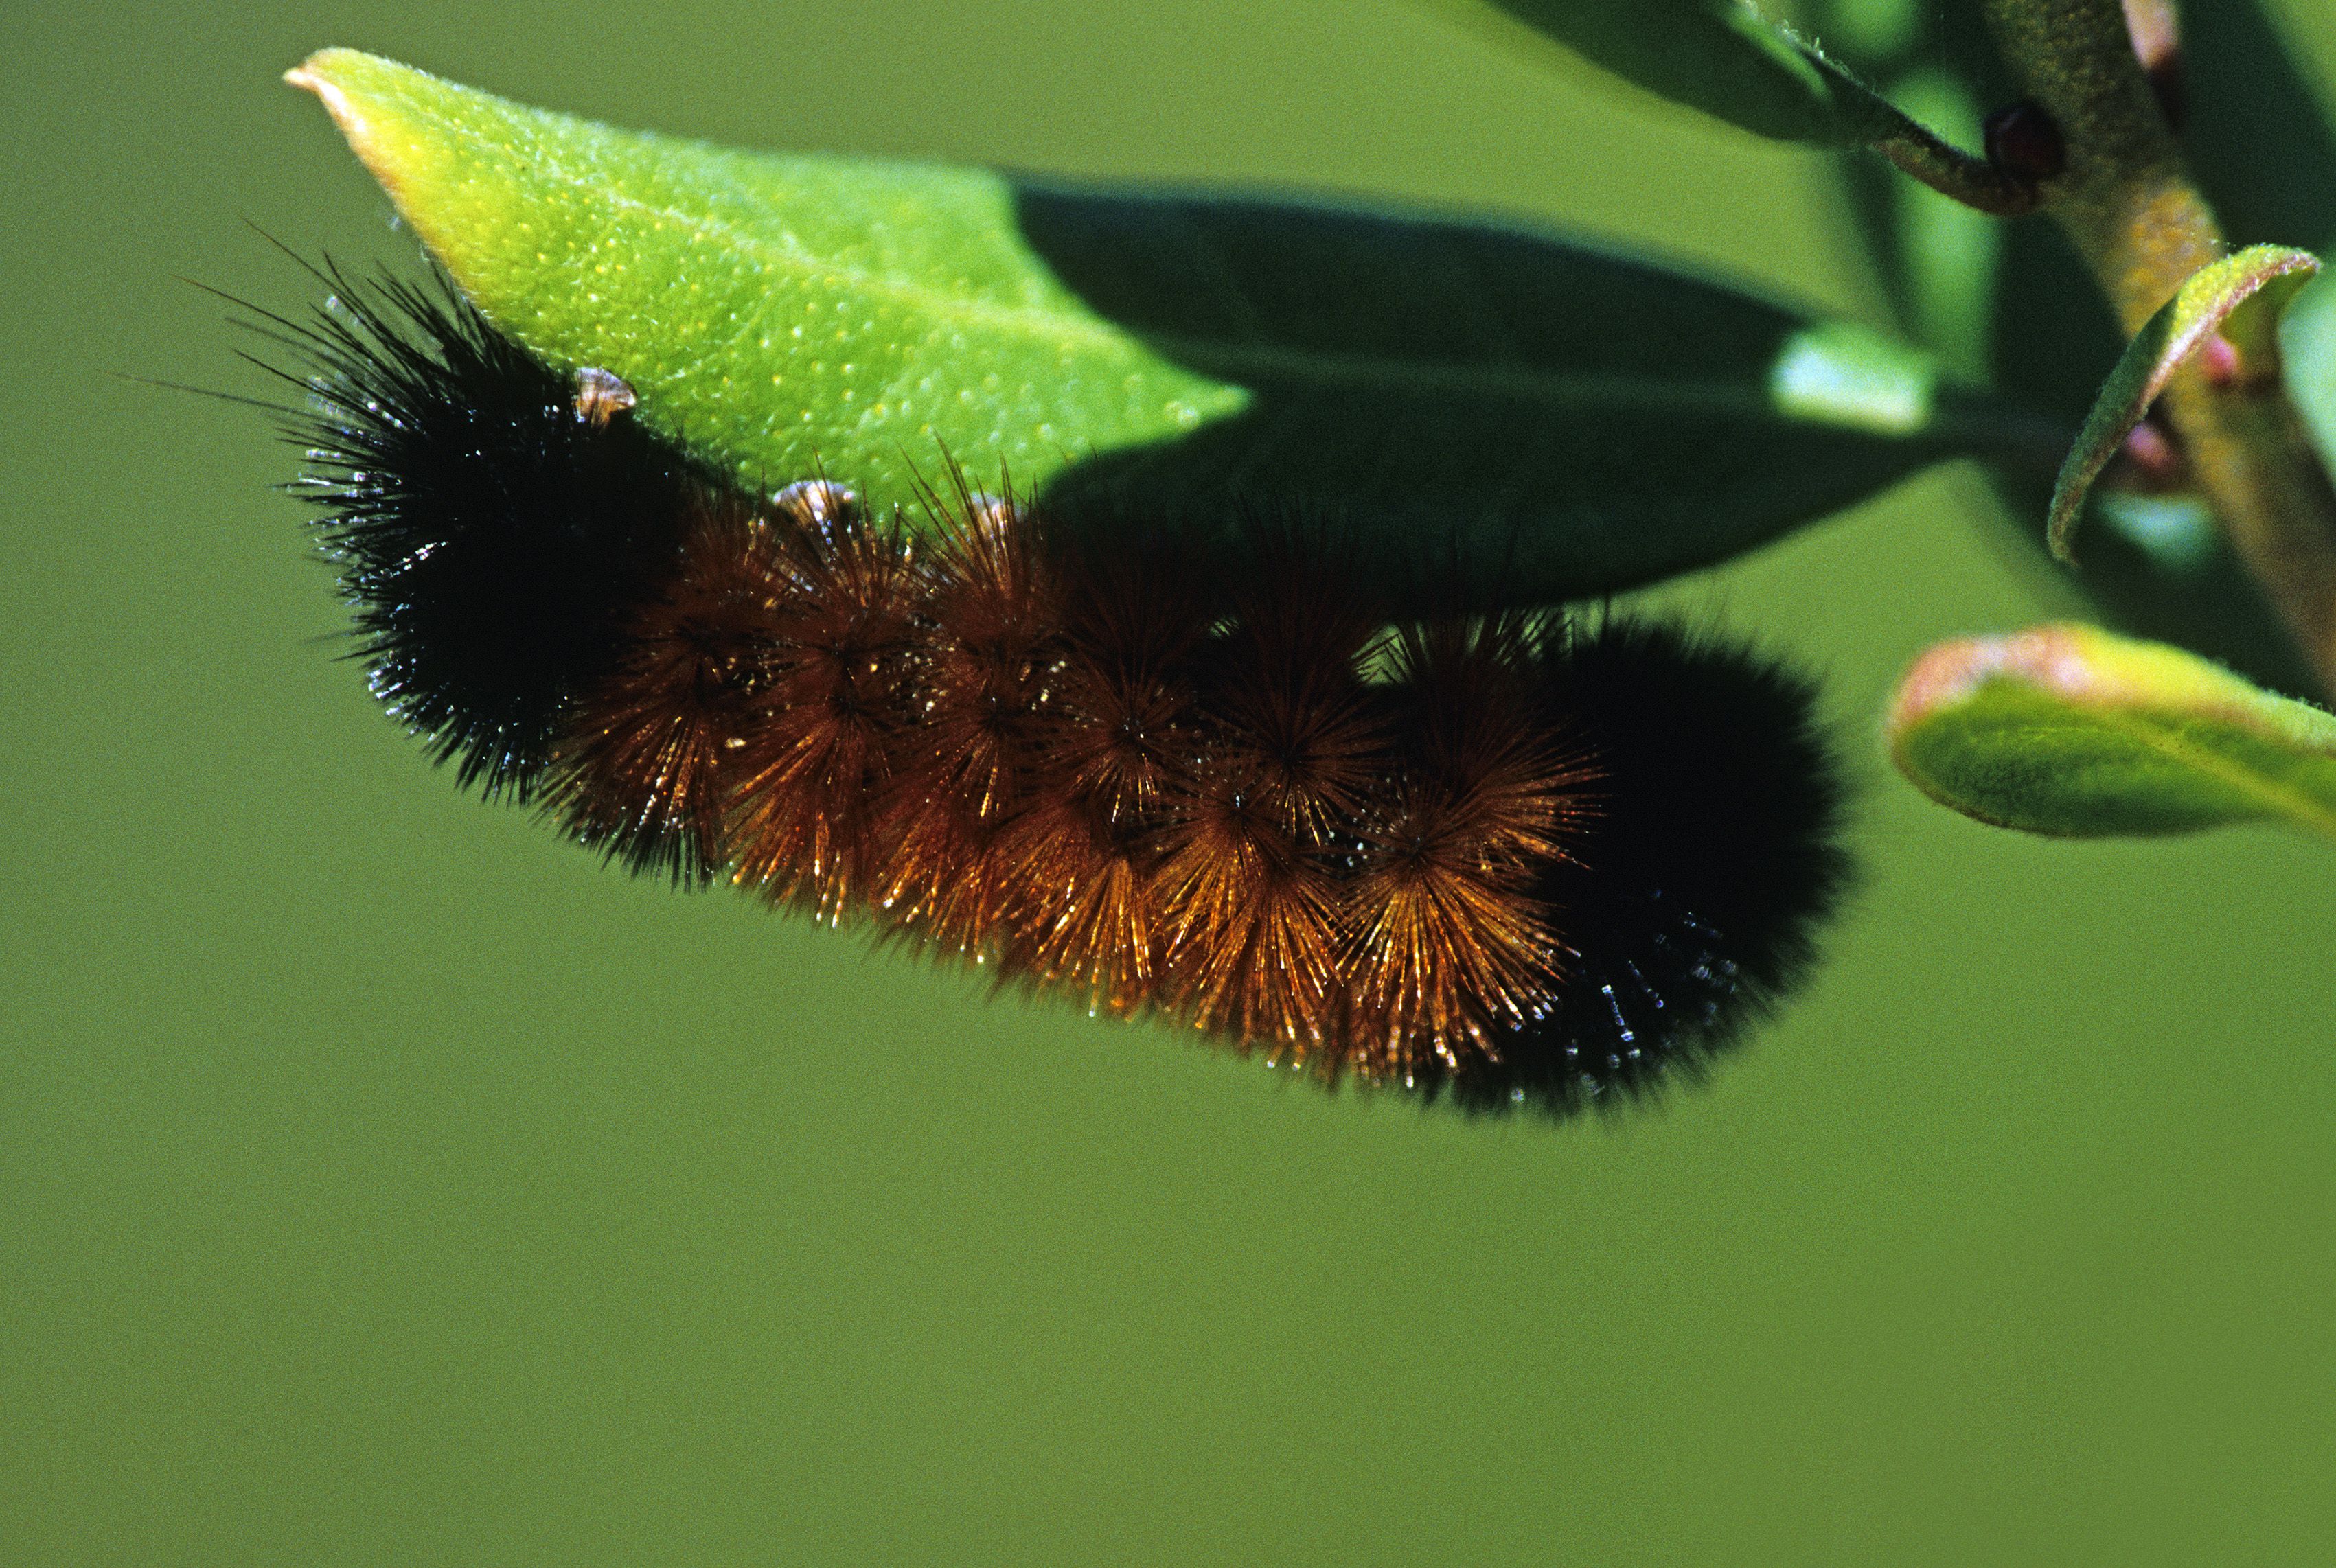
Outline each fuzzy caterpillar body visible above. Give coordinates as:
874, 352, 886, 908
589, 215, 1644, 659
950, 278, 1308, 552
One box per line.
272, 264, 1850, 1118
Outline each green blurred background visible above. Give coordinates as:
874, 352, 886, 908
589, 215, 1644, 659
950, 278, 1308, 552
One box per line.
7, 3, 2336, 1563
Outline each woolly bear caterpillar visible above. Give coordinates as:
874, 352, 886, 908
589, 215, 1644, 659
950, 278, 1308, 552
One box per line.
257, 261, 1850, 1118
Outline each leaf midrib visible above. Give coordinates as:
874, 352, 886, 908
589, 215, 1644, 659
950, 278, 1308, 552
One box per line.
445, 111, 1853, 424
448, 117, 1138, 354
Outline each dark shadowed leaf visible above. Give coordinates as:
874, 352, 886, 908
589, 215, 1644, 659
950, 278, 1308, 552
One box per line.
2180, 0, 2336, 253
288, 48, 2045, 604
1005, 187, 2048, 595
1888, 621, 2336, 840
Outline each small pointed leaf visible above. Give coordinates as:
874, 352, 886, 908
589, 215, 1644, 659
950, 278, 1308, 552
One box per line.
1467, 0, 1850, 141
287, 48, 2041, 601
1888, 621, 2336, 840
1452, 0, 2035, 214
1461, 0, 1888, 144
2048, 244, 2320, 561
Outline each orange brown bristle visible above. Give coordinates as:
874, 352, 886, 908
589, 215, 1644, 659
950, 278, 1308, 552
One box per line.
274, 270, 1851, 1120
1152, 786, 1349, 1053
596, 476, 1593, 1070
990, 792, 1167, 1015
727, 486, 924, 917
867, 486, 1057, 953
1343, 616, 1594, 1076
984, 539, 1205, 1012
547, 489, 786, 884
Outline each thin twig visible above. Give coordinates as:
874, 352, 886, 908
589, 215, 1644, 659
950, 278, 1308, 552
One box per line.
1872, 129, 2039, 217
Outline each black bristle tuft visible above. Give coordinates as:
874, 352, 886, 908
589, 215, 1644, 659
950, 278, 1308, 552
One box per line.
1428, 618, 1853, 1118
276, 263, 706, 798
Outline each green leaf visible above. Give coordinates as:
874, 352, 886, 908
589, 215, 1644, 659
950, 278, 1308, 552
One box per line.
2048, 245, 2320, 562
2181, 0, 2336, 254
1887, 621, 2336, 839
1006, 193, 2037, 596
288, 48, 2037, 602
285, 51, 1244, 512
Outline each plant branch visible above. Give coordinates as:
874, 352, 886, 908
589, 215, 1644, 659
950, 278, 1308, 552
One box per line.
1981, 0, 2336, 696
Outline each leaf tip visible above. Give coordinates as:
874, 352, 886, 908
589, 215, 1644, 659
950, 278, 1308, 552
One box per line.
284, 49, 419, 207
1886, 623, 2078, 746
283, 47, 363, 124
2045, 477, 2085, 564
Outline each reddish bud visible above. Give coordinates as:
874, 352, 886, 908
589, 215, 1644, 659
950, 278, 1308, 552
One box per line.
2199, 335, 2242, 390
2120, 420, 2179, 484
